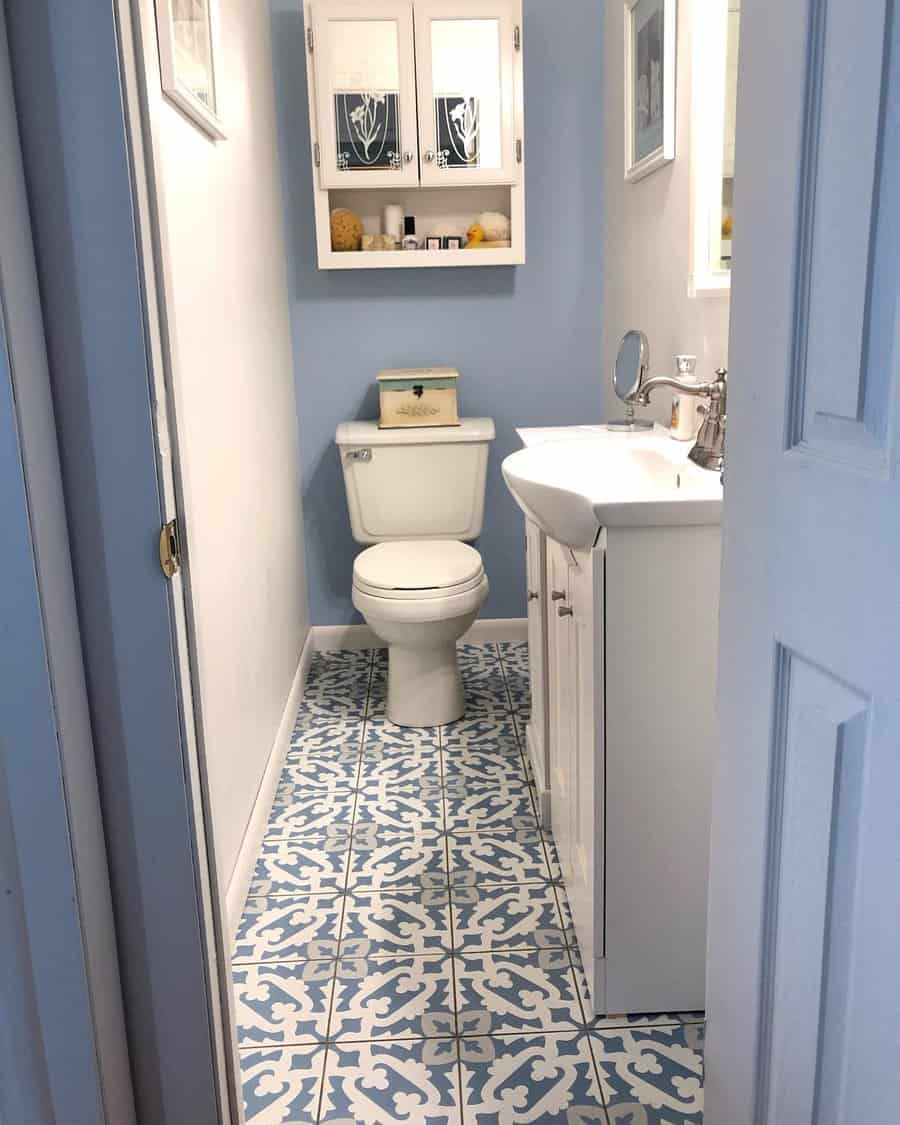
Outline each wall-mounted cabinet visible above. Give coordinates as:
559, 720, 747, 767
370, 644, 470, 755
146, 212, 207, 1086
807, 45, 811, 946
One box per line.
304, 0, 525, 269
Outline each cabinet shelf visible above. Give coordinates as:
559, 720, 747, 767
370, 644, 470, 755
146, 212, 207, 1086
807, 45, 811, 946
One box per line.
320, 246, 523, 269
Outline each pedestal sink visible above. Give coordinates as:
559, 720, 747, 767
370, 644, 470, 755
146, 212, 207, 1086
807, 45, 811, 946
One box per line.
502, 426, 723, 549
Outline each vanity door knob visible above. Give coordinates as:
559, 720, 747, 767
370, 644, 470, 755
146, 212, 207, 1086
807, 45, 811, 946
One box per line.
551, 590, 566, 601
403, 151, 415, 164
527, 591, 539, 602
424, 150, 436, 163
558, 606, 574, 618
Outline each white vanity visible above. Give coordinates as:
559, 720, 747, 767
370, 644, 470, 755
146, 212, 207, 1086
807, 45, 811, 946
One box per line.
504, 425, 721, 1017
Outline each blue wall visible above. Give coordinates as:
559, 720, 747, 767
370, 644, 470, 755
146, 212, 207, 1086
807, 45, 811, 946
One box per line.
270, 0, 605, 625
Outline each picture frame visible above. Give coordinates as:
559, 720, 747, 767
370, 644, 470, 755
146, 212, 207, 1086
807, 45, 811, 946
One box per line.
624, 0, 676, 181
156, 0, 226, 140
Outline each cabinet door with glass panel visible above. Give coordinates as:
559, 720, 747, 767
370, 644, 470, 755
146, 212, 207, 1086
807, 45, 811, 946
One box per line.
413, 0, 521, 186
310, 2, 419, 188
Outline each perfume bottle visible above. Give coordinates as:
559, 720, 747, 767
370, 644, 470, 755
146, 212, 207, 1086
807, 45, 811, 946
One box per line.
402, 216, 418, 251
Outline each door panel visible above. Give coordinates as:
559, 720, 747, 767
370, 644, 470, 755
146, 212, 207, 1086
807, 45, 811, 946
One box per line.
414, 0, 519, 186
311, 1, 419, 188
706, 0, 900, 1120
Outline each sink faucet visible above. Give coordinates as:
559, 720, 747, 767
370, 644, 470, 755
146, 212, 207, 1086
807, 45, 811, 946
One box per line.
632, 367, 727, 473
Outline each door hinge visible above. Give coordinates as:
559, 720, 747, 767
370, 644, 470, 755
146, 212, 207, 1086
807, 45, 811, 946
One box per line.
306, 26, 314, 52
159, 518, 181, 579
514, 24, 521, 51
313, 141, 321, 167
515, 138, 523, 163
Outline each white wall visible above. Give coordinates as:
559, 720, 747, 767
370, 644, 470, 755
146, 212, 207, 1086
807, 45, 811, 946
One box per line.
603, 0, 731, 424
148, 0, 309, 897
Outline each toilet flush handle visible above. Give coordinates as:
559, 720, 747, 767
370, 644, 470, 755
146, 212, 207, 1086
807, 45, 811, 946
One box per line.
345, 447, 372, 463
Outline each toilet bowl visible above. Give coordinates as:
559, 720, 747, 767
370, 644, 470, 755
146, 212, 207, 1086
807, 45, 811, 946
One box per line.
352, 540, 489, 726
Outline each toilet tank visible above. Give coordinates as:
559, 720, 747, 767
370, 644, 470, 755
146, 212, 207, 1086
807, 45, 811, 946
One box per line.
335, 418, 495, 544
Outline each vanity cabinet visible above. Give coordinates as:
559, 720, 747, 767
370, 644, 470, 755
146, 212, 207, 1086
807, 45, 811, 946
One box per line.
303, 0, 525, 268
533, 524, 719, 1017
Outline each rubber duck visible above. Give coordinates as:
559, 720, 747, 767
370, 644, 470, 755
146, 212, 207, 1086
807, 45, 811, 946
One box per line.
464, 222, 485, 248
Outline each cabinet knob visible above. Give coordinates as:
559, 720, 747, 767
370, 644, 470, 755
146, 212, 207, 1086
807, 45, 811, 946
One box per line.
527, 591, 539, 602
424, 150, 436, 163
557, 605, 574, 617
551, 590, 566, 601
403, 151, 415, 164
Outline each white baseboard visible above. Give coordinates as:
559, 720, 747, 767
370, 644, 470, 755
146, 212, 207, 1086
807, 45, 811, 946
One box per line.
312, 617, 527, 652
225, 628, 314, 936
312, 623, 378, 651
462, 617, 527, 644
526, 721, 551, 826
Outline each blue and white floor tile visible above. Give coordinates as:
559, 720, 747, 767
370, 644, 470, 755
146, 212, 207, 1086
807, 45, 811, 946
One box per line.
241, 1044, 325, 1124
459, 1032, 606, 1124
329, 954, 455, 1042
234, 644, 705, 1122
319, 1038, 460, 1123
593, 1024, 705, 1124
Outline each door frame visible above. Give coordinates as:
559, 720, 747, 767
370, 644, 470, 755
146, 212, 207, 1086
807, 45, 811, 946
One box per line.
0, 5, 135, 1120
4, 1, 238, 1120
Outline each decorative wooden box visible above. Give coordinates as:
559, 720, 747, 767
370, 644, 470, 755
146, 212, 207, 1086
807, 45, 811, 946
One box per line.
377, 368, 460, 429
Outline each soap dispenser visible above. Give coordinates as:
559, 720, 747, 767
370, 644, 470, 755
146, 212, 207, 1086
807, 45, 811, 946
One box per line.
670, 354, 699, 441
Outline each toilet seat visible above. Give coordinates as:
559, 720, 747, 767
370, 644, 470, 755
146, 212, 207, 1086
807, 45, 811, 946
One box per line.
353, 540, 484, 602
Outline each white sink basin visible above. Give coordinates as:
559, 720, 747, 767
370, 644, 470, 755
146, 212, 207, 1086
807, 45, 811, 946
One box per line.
502, 429, 723, 548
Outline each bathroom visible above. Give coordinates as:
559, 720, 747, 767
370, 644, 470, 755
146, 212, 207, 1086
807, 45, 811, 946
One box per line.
2, 0, 898, 1123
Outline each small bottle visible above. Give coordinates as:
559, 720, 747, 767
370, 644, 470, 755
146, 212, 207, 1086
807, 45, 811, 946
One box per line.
670, 354, 699, 441
402, 216, 418, 251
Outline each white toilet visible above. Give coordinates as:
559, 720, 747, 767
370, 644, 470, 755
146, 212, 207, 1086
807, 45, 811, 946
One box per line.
336, 418, 495, 727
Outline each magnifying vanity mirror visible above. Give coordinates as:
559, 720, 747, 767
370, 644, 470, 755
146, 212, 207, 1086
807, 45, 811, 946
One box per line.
608, 329, 654, 431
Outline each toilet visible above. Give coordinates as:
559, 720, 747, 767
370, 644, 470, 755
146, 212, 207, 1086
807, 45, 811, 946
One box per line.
336, 418, 495, 727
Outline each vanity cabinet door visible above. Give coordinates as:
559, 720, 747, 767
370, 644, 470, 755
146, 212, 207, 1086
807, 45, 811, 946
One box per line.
546, 537, 605, 1014
310, 1, 420, 189
568, 543, 605, 1015
524, 520, 549, 821
547, 539, 575, 880
413, 0, 522, 187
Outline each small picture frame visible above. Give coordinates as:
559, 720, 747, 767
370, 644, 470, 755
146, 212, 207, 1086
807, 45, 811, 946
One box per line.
624, 0, 676, 181
156, 0, 226, 140
442, 236, 464, 250
425, 236, 442, 251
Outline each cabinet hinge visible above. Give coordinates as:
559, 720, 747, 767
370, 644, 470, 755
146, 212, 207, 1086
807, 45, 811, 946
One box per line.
313, 141, 321, 167
514, 24, 521, 51
515, 138, 523, 164
306, 26, 314, 52
159, 518, 181, 579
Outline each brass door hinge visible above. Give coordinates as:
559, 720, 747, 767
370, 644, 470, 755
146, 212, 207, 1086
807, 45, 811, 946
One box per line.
159, 518, 181, 579
306, 26, 314, 52
514, 24, 521, 50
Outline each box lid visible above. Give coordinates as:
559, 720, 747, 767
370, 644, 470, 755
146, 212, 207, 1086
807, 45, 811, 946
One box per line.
336, 417, 494, 447
376, 367, 459, 382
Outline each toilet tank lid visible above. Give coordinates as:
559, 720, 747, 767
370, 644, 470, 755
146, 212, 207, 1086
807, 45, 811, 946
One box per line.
336, 418, 495, 447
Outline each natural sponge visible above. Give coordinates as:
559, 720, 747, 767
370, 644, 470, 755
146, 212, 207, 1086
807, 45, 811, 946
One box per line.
330, 208, 364, 252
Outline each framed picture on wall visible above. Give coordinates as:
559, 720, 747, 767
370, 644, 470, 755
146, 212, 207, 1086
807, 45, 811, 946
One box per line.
624, 0, 676, 181
156, 0, 226, 140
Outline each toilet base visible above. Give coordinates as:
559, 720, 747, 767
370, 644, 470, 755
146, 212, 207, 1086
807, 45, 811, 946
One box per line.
387, 640, 465, 727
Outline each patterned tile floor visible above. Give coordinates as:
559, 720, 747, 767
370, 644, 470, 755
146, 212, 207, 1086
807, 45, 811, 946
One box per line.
234, 642, 704, 1124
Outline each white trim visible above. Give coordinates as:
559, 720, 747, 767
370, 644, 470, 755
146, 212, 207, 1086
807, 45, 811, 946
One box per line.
463, 616, 527, 644
526, 722, 551, 825
624, 0, 677, 182
688, 0, 730, 296
225, 630, 314, 935
312, 617, 527, 651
